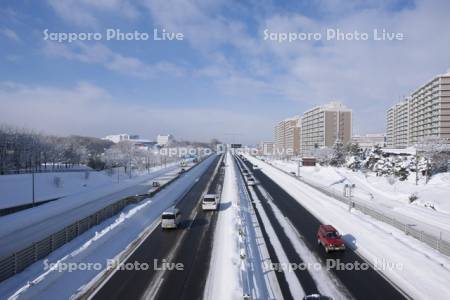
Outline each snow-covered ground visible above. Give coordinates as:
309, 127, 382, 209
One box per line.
0, 155, 217, 300
0, 165, 176, 209
246, 155, 450, 300
204, 153, 282, 300
265, 158, 450, 241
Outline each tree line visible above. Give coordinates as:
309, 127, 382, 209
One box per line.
0, 125, 113, 174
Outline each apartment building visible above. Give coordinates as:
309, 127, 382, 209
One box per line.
258, 141, 274, 156
386, 100, 409, 148
301, 102, 352, 153
273, 116, 301, 156
386, 70, 450, 148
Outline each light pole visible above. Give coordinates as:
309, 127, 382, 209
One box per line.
297, 158, 303, 178
344, 183, 355, 211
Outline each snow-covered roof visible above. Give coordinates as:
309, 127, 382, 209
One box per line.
381, 147, 416, 155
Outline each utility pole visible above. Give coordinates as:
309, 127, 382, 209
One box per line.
415, 154, 419, 186
128, 156, 132, 178
32, 171, 35, 207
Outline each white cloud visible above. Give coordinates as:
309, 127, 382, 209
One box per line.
43, 42, 185, 78
0, 81, 270, 143
141, 0, 260, 55
47, 0, 138, 28
0, 28, 21, 42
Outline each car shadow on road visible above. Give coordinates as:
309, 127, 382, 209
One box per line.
219, 201, 232, 211
342, 234, 358, 250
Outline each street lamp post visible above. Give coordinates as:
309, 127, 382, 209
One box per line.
297, 158, 303, 178
344, 183, 356, 211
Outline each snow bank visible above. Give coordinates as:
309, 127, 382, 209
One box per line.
204, 153, 242, 300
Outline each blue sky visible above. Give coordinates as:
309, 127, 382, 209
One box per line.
1, 0, 450, 143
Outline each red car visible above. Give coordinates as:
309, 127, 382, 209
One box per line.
317, 225, 346, 253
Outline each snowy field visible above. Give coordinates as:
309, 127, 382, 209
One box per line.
264, 158, 450, 240
0, 161, 185, 262
0, 165, 177, 209
246, 155, 450, 300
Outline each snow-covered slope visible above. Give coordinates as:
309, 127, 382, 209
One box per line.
266, 158, 450, 238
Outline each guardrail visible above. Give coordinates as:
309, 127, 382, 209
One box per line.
0, 158, 208, 283
252, 157, 450, 258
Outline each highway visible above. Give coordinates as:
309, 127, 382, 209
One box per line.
91, 154, 224, 300
237, 155, 409, 300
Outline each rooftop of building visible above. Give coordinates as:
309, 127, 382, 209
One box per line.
304, 101, 352, 114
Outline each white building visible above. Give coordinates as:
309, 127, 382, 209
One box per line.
103, 134, 131, 143
157, 134, 174, 146
352, 134, 386, 149
103, 134, 143, 144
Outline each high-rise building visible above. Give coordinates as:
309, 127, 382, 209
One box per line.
301, 101, 352, 153
386, 69, 450, 148
258, 141, 274, 156
273, 116, 301, 156
386, 100, 409, 148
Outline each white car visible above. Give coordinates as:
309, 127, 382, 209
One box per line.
247, 177, 258, 186
202, 194, 219, 210
252, 165, 260, 170
161, 207, 181, 229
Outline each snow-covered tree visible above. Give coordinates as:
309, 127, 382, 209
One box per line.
312, 147, 334, 165
416, 136, 450, 179
330, 140, 346, 166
